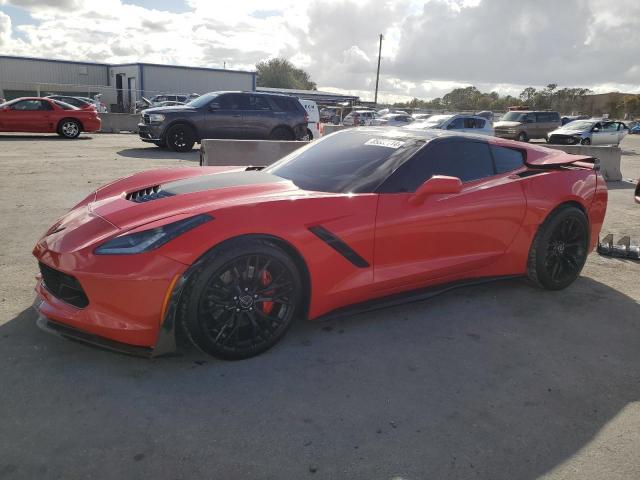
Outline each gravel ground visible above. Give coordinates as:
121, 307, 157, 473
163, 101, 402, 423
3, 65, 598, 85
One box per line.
0, 133, 639, 480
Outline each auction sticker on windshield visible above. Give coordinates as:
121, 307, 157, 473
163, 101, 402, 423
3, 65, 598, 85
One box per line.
364, 138, 405, 149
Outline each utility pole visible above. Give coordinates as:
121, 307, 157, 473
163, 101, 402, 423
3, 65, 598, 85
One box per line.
374, 33, 383, 106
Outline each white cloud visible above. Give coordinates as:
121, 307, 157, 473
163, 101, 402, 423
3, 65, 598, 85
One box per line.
0, 0, 638, 102
0, 11, 11, 45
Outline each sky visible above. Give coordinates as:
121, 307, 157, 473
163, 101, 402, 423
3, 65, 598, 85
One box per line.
0, 0, 638, 103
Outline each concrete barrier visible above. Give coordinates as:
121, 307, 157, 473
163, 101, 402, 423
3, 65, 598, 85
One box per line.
200, 139, 309, 167
98, 113, 140, 133
545, 145, 622, 181
321, 124, 351, 136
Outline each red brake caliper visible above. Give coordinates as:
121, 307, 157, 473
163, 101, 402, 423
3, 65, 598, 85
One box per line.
260, 269, 274, 314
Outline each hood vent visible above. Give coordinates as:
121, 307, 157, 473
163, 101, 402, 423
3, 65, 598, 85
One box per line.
125, 185, 174, 203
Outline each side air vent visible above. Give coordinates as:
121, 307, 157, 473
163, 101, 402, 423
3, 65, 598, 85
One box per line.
308, 225, 370, 268
125, 185, 174, 203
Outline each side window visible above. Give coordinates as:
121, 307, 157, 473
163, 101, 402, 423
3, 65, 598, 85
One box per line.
53, 100, 74, 110
271, 96, 300, 112
63, 97, 82, 108
248, 95, 272, 111
381, 140, 495, 192
491, 145, 524, 173
463, 117, 485, 129
448, 117, 465, 129
524, 113, 536, 123
12, 100, 51, 111
431, 140, 494, 182
218, 94, 248, 110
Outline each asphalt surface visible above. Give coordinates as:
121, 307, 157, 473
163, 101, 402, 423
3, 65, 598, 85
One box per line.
0, 133, 639, 480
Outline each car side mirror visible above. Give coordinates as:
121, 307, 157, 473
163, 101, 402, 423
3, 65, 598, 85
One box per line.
409, 175, 462, 205
447, 124, 456, 130
592, 127, 599, 132
209, 103, 220, 111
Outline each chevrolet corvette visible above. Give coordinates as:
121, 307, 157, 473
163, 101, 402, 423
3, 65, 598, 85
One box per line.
33, 128, 608, 359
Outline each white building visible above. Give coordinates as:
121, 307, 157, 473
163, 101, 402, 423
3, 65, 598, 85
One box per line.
0, 55, 256, 111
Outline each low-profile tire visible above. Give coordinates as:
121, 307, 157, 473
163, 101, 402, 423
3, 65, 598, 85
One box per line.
57, 119, 81, 139
269, 126, 295, 140
181, 238, 303, 360
526, 205, 589, 290
166, 124, 195, 152
581, 137, 591, 145
517, 132, 529, 142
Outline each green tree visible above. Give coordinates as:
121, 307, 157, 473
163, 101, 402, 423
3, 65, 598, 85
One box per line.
519, 87, 537, 105
256, 58, 317, 90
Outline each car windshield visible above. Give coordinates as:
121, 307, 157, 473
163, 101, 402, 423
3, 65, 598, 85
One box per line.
501, 112, 529, 122
187, 93, 219, 108
564, 120, 596, 130
264, 130, 426, 193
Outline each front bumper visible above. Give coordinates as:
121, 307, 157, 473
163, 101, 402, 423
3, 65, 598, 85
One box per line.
33, 247, 188, 354
36, 313, 154, 357
138, 123, 164, 142
494, 130, 520, 140
548, 134, 581, 145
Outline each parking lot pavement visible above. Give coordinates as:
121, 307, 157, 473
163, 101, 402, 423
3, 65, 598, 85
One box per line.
1, 133, 639, 480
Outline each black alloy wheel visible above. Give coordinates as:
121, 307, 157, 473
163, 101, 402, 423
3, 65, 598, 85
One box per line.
182, 240, 302, 359
166, 124, 195, 152
527, 206, 589, 290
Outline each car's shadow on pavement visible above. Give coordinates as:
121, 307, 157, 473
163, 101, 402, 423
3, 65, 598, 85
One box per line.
607, 180, 638, 190
117, 147, 199, 162
0, 135, 93, 141
1, 276, 639, 479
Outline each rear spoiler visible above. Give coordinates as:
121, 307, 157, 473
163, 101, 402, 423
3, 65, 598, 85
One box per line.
526, 151, 599, 171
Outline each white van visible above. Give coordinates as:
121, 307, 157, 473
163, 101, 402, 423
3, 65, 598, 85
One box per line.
298, 99, 320, 140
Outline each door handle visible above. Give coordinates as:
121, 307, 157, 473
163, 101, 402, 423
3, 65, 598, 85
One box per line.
232, 114, 241, 117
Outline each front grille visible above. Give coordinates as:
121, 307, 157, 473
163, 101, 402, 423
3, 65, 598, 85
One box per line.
142, 114, 150, 124
125, 185, 174, 203
39, 262, 89, 308
548, 135, 578, 145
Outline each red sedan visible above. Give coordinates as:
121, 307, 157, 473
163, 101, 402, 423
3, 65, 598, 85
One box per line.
0, 97, 101, 138
33, 128, 607, 359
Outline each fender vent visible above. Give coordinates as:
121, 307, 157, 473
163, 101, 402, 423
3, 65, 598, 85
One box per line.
308, 225, 370, 268
125, 185, 174, 203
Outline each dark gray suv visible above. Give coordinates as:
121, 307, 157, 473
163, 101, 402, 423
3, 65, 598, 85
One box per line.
138, 91, 309, 152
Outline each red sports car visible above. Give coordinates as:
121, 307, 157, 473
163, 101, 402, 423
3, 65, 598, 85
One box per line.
0, 97, 101, 138
33, 128, 608, 359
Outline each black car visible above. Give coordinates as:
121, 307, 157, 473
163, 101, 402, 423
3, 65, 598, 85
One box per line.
138, 91, 309, 152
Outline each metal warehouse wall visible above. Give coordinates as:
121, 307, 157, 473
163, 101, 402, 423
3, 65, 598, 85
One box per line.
141, 65, 255, 96
0, 57, 109, 89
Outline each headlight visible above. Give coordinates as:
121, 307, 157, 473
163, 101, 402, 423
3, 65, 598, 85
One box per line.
95, 214, 212, 255
149, 113, 165, 123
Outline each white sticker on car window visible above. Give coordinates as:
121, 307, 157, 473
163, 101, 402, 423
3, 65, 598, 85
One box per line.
364, 138, 405, 149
